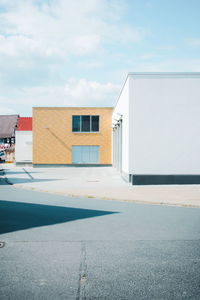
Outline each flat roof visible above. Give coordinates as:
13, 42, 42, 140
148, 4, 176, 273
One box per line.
33, 107, 113, 109
128, 72, 200, 78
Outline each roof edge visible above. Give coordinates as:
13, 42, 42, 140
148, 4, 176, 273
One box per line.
128, 72, 200, 77
32, 106, 114, 109
0, 114, 19, 117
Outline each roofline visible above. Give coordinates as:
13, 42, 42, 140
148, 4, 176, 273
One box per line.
32, 106, 114, 109
114, 74, 129, 110
16, 129, 32, 131
0, 114, 19, 117
114, 72, 200, 110
128, 72, 200, 76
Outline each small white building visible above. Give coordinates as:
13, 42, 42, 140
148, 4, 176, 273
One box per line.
113, 73, 200, 184
15, 117, 32, 164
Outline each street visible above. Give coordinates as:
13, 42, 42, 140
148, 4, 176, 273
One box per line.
0, 179, 200, 299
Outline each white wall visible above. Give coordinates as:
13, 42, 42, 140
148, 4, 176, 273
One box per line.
129, 74, 200, 174
15, 131, 32, 163
112, 76, 130, 174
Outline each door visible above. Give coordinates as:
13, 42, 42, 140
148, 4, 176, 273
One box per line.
72, 146, 99, 164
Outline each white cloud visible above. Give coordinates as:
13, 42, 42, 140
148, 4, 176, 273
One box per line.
0, 0, 147, 97
72, 35, 101, 55
0, 0, 144, 59
0, 78, 120, 109
0, 34, 57, 57
64, 78, 120, 105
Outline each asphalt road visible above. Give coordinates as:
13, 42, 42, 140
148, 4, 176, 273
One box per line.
0, 178, 200, 299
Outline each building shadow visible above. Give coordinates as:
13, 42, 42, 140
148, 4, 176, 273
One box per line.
0, 178, 64, 185
0, 200, 118, 234
2, 171, 41, 176
47, 128, 72, 152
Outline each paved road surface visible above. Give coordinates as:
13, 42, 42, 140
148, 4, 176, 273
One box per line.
0, 178, 200, 299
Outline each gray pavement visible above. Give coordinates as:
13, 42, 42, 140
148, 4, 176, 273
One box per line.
2, 164, 200, 207
0, 178, 200, 299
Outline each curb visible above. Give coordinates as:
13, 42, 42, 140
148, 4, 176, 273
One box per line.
11, 184, 200, 208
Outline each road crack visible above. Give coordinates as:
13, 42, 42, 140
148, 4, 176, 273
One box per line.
76, 242, 87, 300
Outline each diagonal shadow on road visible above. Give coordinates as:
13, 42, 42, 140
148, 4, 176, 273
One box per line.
0, 178, 64, 185
0, 200, 118, 234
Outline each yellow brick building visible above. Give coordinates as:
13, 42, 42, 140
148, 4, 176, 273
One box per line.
33, 107, 113, 165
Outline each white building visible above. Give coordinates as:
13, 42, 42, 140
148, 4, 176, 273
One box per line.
15, 117, 32, 164
113, 73, 200, 184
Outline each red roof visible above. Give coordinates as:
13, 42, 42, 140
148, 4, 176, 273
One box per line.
17, 117, 32, 131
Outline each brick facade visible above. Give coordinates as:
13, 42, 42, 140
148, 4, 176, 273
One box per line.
33, 107, 113, 165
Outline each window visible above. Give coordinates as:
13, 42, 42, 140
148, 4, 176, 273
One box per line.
72, 116, 80, 132
0, 138, 7, 144
91, 116, 99, 131
82, 116, 90, 132
72, 115, 99, 132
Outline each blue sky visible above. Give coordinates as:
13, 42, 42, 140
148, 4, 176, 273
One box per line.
0, 0, 200, 116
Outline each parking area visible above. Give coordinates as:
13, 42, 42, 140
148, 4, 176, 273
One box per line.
1, 164, 200, 207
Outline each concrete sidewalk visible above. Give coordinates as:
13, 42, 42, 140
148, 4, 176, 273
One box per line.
2, 164, 200, 207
